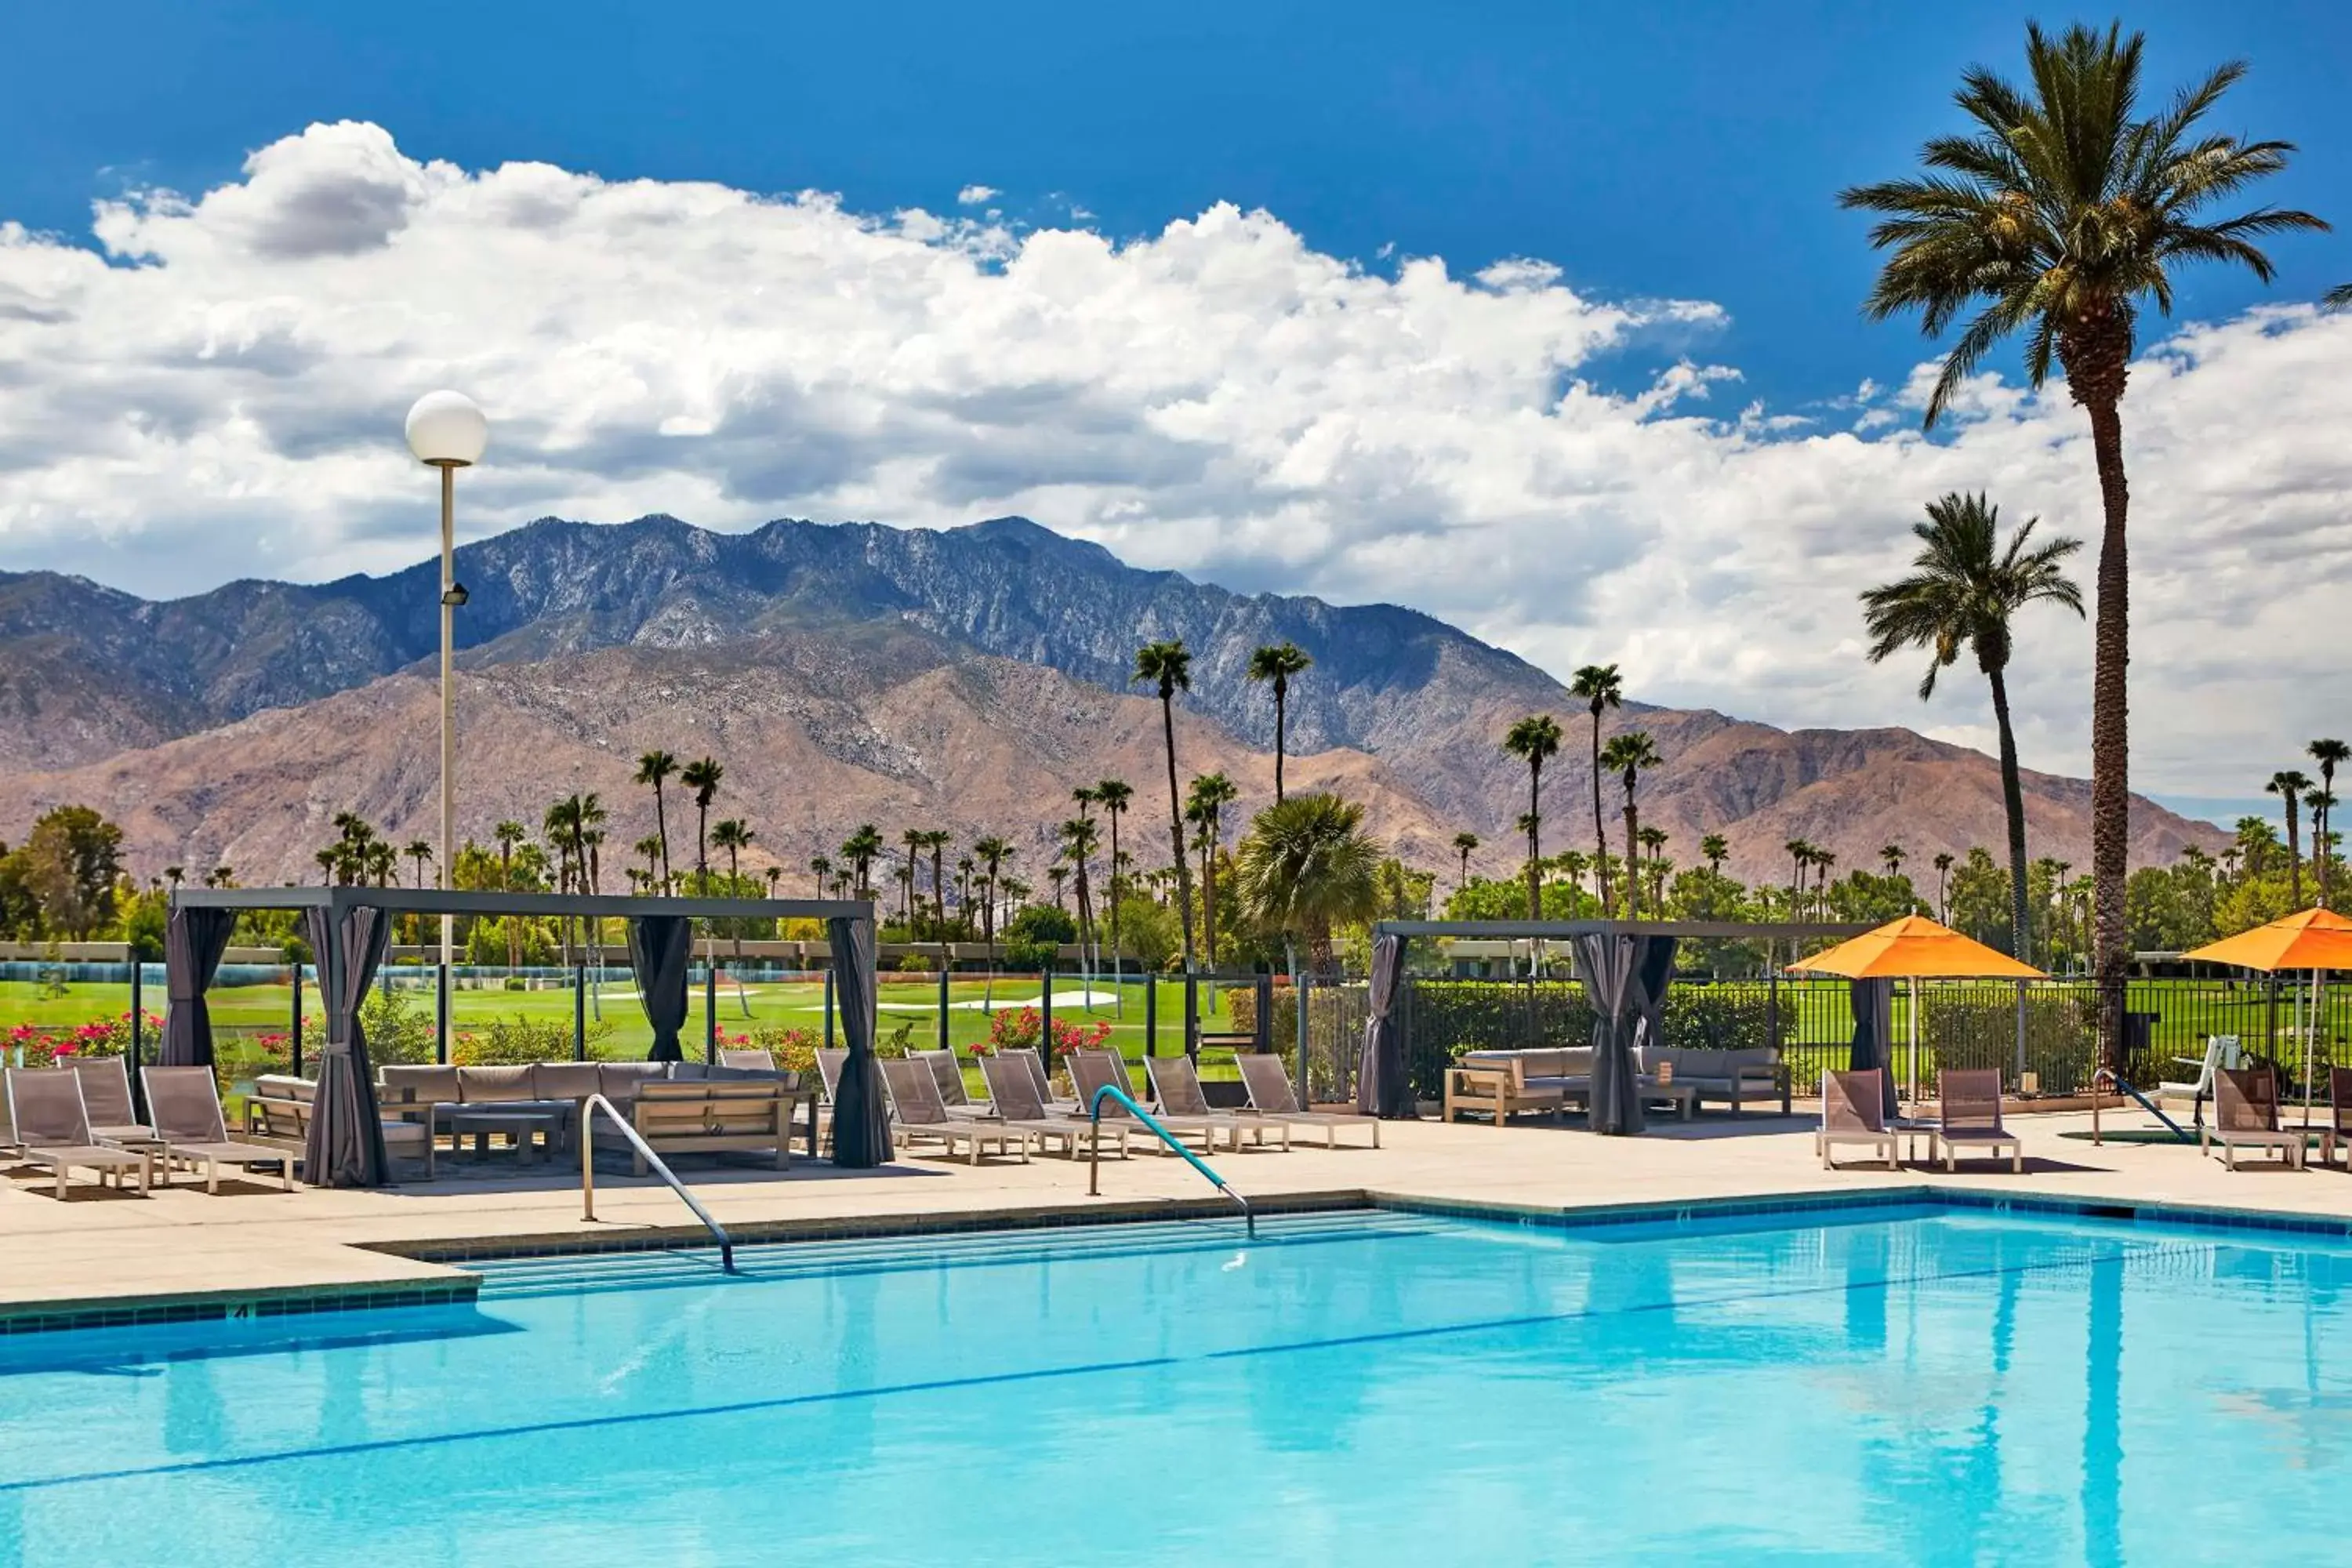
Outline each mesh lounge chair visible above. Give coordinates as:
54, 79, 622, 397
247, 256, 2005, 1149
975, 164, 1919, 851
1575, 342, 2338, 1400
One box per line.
1011, 1048, 1081, 1117
977, 1054, 1127, 1160
1148, 1054, 1290, 1151
1234, 1052, 1381, 1148
1817, 1069, 1899, 1171
140, 1066, 299, 1193
815, 1048, 848, 1102
1065, 1051, 1225, 1153
71, 1057, 158, 1144
1929, 1069, 2023, 1173
4, 1068, 152, 1198
2205, 1065, 2305, 1170
879, 1058, 1031, 1165
912, 1048, 990, 1118
718, 1048, 779, 1071
2314, 1067, 2352, 1171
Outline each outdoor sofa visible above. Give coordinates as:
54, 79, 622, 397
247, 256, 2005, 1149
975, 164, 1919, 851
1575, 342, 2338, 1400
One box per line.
1448, 1044, 1788, 1121
376, 1060, 799, 1169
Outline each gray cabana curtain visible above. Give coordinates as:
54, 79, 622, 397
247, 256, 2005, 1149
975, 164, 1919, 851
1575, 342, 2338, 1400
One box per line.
1847, 978, 1900, 1120
302, 906, 392, 1188
1634, 936, 1679, 1060
1574, 933, 1644, 1136
626, 915, 694, 1062
160, 905, 237, 1067
826, 916, 891, 1167
1355, 932, 1416, 1118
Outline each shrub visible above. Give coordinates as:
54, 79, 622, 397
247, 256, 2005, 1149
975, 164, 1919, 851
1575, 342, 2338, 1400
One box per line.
455, 1013, 614, 1065
750, 1025, 823, 1076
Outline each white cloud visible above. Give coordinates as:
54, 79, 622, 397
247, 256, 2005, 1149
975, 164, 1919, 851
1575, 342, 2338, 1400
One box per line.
2, 121, 2348, 797
956, 183, 998, 205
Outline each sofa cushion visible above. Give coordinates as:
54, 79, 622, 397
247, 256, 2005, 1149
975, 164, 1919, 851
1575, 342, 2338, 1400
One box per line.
597, 1062, 668, 1098
456, 1064, 536, 1102
380, 1065, 459, 1105
532, 1062, 602, 1101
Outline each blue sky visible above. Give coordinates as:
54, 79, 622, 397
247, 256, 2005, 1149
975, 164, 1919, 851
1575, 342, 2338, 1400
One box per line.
7, 1, 2347, 412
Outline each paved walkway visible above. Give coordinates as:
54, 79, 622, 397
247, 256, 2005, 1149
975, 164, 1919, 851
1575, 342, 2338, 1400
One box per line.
3, 1107, 2347, 1323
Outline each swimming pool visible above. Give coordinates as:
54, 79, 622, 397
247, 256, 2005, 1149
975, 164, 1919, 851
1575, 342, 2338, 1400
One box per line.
2, 1200, 2347, 1566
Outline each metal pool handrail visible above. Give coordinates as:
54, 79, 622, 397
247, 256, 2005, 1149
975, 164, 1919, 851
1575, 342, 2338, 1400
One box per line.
1087, 1082, 1254, 1238
578, 1092, 737, 1273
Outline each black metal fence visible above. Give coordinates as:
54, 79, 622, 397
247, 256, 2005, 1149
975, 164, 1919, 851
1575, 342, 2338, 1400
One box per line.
1396, 975, 2352, 1104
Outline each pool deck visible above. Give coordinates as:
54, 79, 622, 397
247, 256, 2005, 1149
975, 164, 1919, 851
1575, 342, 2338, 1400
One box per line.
5, 1106, 2349, 1327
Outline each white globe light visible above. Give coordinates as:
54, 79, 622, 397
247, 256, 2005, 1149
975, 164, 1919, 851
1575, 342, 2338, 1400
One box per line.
405, 390, 488, 465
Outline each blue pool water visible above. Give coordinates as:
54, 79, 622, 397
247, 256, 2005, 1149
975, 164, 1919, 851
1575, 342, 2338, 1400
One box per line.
2, 1203, 2349, 1566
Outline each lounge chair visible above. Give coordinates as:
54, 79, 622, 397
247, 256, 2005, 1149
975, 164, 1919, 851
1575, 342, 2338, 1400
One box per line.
4, 1068, 152, 1198
1234, 1051, 1381, 1148
1065, 1051, 1225, 1152
815, 1047, 848, 1103
2205, 1066, 2305, 1170
977, 1054, 1127, 1160
912, 1048, 990, 1118
2160, 1035, 2243, 1131
1148, 1054, 1290, 1151
717, 1047, 779, 1071
71, 1057, 159, 1144
1929, 1069, 2022, 1173
1011, 1048, 1081, 1116
2312, 1066, 2352, 1171
878, 1058, 1031, 1165
1817, 1069, 1898, 1171
140, 1066, 299, 1193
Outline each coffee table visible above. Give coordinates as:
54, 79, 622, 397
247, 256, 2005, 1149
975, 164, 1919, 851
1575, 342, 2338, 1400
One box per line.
1636, 1079, 1697, 1120
448, 1108, 561, 1164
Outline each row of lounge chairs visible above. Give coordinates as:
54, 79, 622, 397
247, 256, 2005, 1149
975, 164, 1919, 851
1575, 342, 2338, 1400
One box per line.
1818, 1068, 2022, 1172
871, 1047, 1377, 1164
2, 1062, 297, 1199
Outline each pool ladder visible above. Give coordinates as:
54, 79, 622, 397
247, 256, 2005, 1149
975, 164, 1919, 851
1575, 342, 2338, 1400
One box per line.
577, 1092, 738, 1273
1086, 1083, 1255, 1238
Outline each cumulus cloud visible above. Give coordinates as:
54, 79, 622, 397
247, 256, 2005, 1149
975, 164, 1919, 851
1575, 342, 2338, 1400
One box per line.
1, 122, 2347, 797
956, 183, 998, 205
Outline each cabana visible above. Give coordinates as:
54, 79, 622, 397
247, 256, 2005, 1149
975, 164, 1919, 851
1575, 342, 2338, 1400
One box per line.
155, 886, 883, 1185
1361, 919, 1875, 1132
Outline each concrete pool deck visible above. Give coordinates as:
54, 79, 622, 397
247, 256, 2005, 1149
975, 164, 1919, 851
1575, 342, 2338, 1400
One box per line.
4, 1106, 2350, 1328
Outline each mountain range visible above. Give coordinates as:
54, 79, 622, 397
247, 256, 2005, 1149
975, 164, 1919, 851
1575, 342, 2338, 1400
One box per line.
0, 514, 2222, 889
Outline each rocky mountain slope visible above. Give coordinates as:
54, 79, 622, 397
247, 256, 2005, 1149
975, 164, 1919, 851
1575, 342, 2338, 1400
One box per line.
0, 514, 2223, 885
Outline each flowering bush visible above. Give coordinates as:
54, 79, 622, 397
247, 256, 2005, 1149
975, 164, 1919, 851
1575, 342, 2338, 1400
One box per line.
984, 1007, 1112, 1056
750, 1025, 823, 1076
4, 1010, 163, 1065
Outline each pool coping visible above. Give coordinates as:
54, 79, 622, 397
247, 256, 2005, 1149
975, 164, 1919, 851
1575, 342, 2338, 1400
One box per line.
6, 1181, 2347, 1340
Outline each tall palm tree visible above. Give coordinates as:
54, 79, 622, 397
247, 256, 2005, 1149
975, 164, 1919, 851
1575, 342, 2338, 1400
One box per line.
1185, 772, 1239, 968
2268, 770, 2313, 909
1058, 818, 1100, 952
492, 820, 526, 889
1637, 824, 1670, 909
1700, 834, 1729, 877
2308, 739, 2349, 906
1245, 641, 1314, 802
1094, 779, 1133, 982
1785, 839, 1813, 920
2307, 790, 2338, 904
405, 840, 434, 888
633, 750, 679, 891
1568, 664, 1624, 913
1862, 492, 2082, 957
1933, 851, 1957, 923
918, 829, 952, 935
710, 818, 752, 959
1047, 863, 1069, 911
898, 828, 926, 928
1133, 640, 1198, 985
679, 757, 723, 890
1843, 22, 2324, 1059
1502, 714, 1563, 921
809, 853, 832, 898
1231, 793, 1384, 979
1452, 831, 1480, 894
1599, 731, 1662, 920
635, 836, 663, 885
1555, 848, 1589, 902
1880, 843, 1905, 877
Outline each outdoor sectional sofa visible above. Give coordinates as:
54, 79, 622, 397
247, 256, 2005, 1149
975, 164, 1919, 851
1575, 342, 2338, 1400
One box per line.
372, 1060, 801, 1169
1448, 1042, 1788, 1122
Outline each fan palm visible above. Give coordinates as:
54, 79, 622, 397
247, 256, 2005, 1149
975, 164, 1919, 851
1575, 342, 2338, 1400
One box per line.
1568, 665, 1623, 913
633, 750, 678, 891
1245, 641, 1314, 802
405, 840, 434, 888
840, 825, 883, 898
2309, 739, 2349, 905
1186, 772, 1239, 967
1862, 492, 2082, 957
1451, 831, 1479, 894
1933, 851, 1957, 923
2268, 770, 2313, 909
1700, 834, 1729, 877
1232, 793, 1384, 978
1094, 779, 1133, 980
1502, 714, 1563, 921
1843, 21, 2324, 1056
1599, 731, 1662, 920
1133, 640, 1198, 982
679, 757, 723, 889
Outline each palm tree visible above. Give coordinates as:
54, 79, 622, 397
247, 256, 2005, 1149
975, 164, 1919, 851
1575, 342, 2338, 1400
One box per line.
1245, 641, 1314, 802
635, 836, 663, 885
711, 818, 752, 958
917, 829, 952, 937
1555, 848, 1589, 902
1933, 851, 1956, 923
1058, 818, 1100, 952
1568, 664, 1624, 913
1502, 714, 1563, 921
1599, 731, 1662, 920
633, 750, 679, 891
1785, 839, 1813, 920
809, 854, 832, 898
2309, 739, 2349, 906
2310, 792, 2339, 901
1231, 793, 1383, 979
1047, 863, 1069, 911
1185, 772, 1239, 968
840, 825, 883, 898
1863, 492, 2083, 958
2268, 770, 2313, 909
766, 866, 782, 898
1094, 779, 1133, 981
1452, 831, 1480, 894
1133, 640, 1199, 985
1700, 834, 1729, 877
679, 757, 723, 890
972, 835, 1013, 994
1637, 824, 1669, 909
1843, 22, 2324, 1058
1880, 844, 1905, 878
897, 829, 925, 928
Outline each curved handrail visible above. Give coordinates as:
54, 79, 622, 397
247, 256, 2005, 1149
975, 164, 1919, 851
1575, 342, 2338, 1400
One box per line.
1087, 1082, 1254, 1238
2087, 1067, 2190, 1147
578, 1091, 737, 1273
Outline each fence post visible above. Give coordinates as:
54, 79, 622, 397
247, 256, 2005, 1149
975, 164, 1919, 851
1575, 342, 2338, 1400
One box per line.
823, 967, 836, 1051
129, 958, 146, 1121
938, 966, 950, 1054
2014, 978, 2027, 1085
1184, 968, 1199, 1063
1144, 975, 1156, 1062
574, 961, 587, 1062
291, 961, 304, 1079
1295, 972, 1312, 1107
1040, 964, 1054, 1081
437, 961, 451, 1065
706, 962, 718, 1062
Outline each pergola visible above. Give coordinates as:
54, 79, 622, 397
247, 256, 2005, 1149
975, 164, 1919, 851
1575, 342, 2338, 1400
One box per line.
158, 886, 883, 1185
1356, 919, 1875, 1134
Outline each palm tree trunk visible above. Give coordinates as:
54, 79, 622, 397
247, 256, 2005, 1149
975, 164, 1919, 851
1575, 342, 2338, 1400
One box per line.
1987, 664, 2032, 961
1589, 715, 1610, 913
1160, 696, 1196, 977
1525, 761, 1542, 921
1622, 800, 1639, 920
2285, 800, 2303, 909
1273, 685, 1287, 804
654, 786, 671, 892
2085, 395, 2131, 1077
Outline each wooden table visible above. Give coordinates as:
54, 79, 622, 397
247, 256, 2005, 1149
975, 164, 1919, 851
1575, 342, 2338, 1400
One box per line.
448, 1109, 561, 1164
1636, 1079, 1697, 1121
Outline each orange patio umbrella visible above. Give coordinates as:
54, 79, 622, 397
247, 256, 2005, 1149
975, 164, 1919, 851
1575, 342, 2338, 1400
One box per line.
2182, 908, 2352, 1111
1788, 916, 2045, 1108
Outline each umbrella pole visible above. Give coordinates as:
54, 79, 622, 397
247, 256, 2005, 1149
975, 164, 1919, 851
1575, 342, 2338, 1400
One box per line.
2305, 968, 2318, 1116
1908, 976, 1920, 1110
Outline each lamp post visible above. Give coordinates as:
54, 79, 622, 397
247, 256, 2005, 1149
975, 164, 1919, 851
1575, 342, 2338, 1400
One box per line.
404, 391, 488, 977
